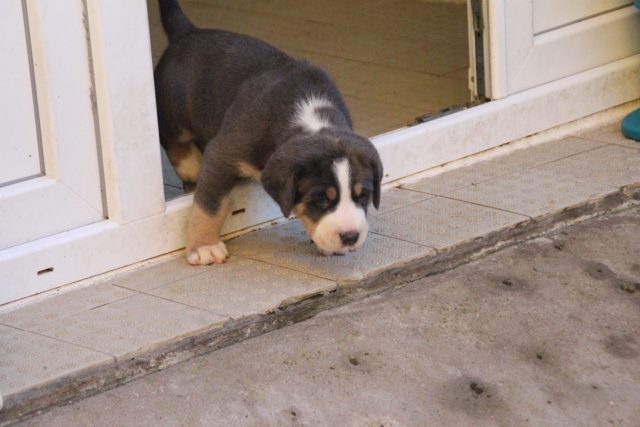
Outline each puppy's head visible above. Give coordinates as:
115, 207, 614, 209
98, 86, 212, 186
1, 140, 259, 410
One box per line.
262, 129, 383, 255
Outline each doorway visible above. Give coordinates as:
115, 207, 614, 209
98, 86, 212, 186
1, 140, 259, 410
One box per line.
146, 0, 473, 200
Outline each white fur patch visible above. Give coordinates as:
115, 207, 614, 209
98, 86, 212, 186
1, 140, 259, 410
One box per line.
187, 241, 228, 265
293, 95, 332, 132
312, 158, 368, 254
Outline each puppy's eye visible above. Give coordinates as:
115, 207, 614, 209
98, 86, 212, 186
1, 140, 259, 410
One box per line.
357, 189, 371, 203
314, 198, 330, 209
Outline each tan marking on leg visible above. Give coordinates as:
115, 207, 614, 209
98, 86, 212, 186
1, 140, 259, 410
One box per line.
172, 142, 202, 185
165, 129, 201, 188
186, 198, 230, 265
236, 161, 262, 180
177, 128, 194, 144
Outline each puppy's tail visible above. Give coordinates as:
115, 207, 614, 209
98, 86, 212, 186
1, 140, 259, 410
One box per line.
158, 0, 197, 42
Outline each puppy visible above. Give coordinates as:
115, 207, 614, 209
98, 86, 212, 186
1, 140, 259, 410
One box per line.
155, 0, 383, 265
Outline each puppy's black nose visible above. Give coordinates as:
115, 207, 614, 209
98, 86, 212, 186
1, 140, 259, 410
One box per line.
340, 231, 360, 246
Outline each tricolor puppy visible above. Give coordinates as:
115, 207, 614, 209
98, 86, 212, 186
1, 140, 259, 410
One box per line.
155, 0, 383, 265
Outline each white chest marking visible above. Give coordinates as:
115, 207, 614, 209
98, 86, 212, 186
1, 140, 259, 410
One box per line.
293, 96, 332, 133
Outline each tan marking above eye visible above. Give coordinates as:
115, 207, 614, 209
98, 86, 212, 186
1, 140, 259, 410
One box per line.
326, 187, 337, 201
353, 183, 363, 197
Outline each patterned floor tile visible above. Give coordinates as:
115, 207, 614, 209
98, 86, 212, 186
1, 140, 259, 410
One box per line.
31, 294, 226, 359
374, 188, 434, 216
370, 197, 527, 249
149, 257, 336, 319
402, 158, 521, 195
536, 145, 640, 188
227, 220, 434, 283
0, 284, 135, 330
493, 136, 605, 169
576, 121, 640, 148
111, 256, 201, 292
403, 137, 604, 196
447, 168, 616, 218
0, 325, 111, 396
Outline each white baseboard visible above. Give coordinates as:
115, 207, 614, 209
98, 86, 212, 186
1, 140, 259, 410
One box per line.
2, 54, 639, 305
375, 54, 640, 183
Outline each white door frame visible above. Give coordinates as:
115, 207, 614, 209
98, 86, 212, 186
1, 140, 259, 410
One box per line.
0, 0, 104, 251
2, 0, 640, 305
486, 0, 640, 97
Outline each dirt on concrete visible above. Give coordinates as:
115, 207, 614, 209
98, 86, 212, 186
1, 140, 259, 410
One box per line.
18, 207, 640, 427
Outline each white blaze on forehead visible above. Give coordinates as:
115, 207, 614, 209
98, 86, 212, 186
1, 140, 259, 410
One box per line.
333, 158, 352, 208
310, 157, 369, 254
293, 95, 332, 132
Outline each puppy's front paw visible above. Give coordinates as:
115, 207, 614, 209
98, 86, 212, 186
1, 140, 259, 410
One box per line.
186, 241, 229, 265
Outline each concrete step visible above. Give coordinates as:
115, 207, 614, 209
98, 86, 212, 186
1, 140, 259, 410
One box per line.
1, 118, 639, 425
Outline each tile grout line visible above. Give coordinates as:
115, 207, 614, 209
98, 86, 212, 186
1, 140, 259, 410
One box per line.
109, 262, 215, 293
135, 291, 232, 321
368, 231, 438, 252
382, 193, 534, 221
0, 289, 141, 333
372, 193, 436, 217
226, 252, 344, 283
136, 254, 340, 319
571, 135, 640, 150
0, 322, 117, 361
400, 141, 616, 205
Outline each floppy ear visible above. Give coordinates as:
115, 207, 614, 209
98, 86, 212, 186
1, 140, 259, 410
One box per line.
261, 149, 299, 218
348, 136, 384, 210
371, 151, 383, 209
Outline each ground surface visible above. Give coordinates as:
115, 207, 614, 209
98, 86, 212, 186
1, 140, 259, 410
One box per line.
21, 206, 640, 426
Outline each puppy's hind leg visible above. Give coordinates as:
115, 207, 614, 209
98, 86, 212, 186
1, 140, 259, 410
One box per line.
162, 128, 202, 192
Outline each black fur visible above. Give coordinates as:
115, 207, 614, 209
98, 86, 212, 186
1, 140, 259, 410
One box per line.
158, 0, 196, 42
155, 0, 382, 219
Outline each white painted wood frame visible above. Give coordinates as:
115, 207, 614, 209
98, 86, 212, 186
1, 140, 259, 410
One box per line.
0, 0, 103, 251
486, 0, 640, 98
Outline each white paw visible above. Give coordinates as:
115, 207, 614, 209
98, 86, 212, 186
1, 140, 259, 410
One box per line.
187, 241, 229, 265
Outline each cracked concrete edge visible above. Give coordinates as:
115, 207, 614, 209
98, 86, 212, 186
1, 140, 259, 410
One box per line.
2, 184, 639, 426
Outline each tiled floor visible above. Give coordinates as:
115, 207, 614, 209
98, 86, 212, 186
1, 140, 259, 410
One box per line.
0, 325, 111, 398
227, 221, 434, 284
146, 0, 471, 199
29, 294, 226, 359
148, 257, 336, 319
446, 168, 614, 218
370, 197, 527, 248
1, 119, 638, 420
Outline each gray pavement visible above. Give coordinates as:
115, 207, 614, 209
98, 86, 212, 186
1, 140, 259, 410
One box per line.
20, 207, 640, 427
